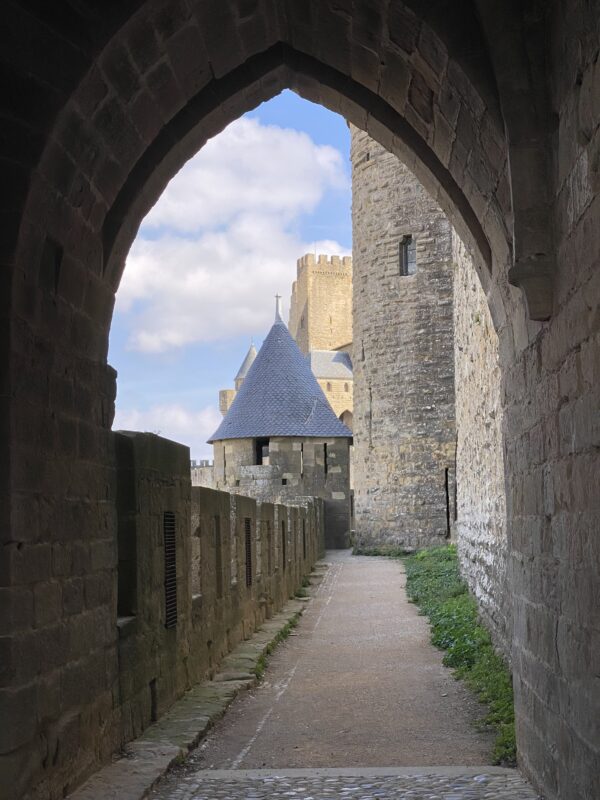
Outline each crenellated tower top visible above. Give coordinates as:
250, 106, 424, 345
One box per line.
289, 253, 353, 355
296, 253, 352, 276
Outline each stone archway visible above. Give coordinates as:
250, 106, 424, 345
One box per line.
1, 4, 599, 800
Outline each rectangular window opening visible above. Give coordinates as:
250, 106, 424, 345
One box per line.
163, 511, 177, 629
444, 468, 451, 539
400, 235, 417, 276
244, 517, 252, 587
323, 443, 328, 475
255, 437, 269, 465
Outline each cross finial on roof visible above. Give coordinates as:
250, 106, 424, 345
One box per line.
275, 294, 283, 323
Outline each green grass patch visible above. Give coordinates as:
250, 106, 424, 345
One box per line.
402, 544, 516, 766
295, 587, 309, 598
254, 612, 300, 680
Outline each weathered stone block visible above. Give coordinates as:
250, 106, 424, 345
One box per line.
0, 685, 37, 754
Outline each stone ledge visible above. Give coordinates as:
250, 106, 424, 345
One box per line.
67, 599, 307, 800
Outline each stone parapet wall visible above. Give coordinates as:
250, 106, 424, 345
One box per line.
213, 437, 351, 549
0, 430, 322, 800
452, 236, 510, 659
350, 127, 456, 550
190, 465, 215, 487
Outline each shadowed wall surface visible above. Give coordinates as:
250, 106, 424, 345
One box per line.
1, 3, 599, 799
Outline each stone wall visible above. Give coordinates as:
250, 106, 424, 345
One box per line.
219, 389, 236, 417
452, 237, 510, 659
115, 432, 194, 742
315, 377, 353, 422
288, 254, 353, 354
213, 436, 351, 549
350, 126, 456, 551
0, 430, 322, 800
508, 10, 600, 797
190, 464, 215, 488
2, 5, 600, 799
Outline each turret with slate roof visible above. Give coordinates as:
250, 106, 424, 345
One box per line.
210, 296, 352, 549
209, 298, 352, 443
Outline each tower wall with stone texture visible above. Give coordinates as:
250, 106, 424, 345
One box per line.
289, 254, 353, 355
350, 126, 456, 550
212, 436, 351, 549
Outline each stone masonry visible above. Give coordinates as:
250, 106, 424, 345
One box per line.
213, 436, 351, 550
68, 430, 321, 800
289, 254, 354, 419
350, 126, 456, 550
288, 254, 353, 354
2, 5, 600, 800
453, 237, 509, 660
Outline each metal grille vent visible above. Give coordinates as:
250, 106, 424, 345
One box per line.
266, 520, 272, 574
214, 514, 223, 599
244, 517, 252, 587
163, 511, 177, 629
302, 519, 307, 560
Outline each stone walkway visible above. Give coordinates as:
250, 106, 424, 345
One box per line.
151, 767, 539, 799
150, 552, 540, 799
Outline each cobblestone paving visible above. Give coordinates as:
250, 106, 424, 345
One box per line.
150, 768, 540, 799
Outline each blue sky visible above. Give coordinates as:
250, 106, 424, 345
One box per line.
109, 91, 352, 459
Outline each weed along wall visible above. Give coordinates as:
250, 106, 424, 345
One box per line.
111, 432, 323, 793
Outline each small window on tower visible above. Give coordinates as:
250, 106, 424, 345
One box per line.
326, 382, 332, 392
255, 437, 269, 465
344, 383, 349, 392
400, 235, 417, 276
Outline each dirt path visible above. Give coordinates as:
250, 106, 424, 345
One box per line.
176, 550, 494, 770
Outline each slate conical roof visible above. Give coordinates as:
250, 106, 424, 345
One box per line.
235, 342, 257, 383
208, 309, 352, 442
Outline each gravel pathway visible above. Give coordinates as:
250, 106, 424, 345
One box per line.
150, 552, 540, 798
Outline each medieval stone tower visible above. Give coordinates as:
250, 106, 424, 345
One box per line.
350, 125, 456, 550
289, 253, 352, 354
289, 253, 354, 424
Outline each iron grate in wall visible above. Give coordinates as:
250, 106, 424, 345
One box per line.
163, 511, 177, 629
244, 517, 252, 587
214, 514, 223, 599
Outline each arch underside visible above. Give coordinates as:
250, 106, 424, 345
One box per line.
6, 0, 556, 358
103, 44, 493, 291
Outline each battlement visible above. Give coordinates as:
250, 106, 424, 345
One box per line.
297, 253, 352, 275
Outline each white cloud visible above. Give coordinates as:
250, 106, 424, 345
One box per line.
113, 404, 221, 460
115, 116, 350, 352
140, 117, 348, 234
